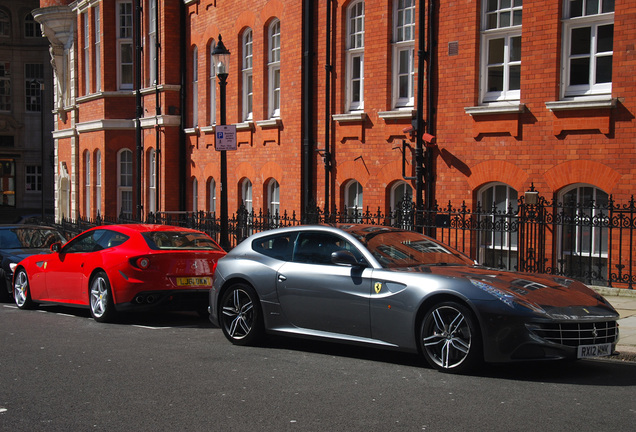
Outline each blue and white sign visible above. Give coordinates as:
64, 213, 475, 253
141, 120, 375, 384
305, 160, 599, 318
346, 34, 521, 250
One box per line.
215, 125, 237, 151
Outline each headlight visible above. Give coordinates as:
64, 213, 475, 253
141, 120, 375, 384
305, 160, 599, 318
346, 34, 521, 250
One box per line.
469, 278, 546, 314
9, 263, 17, 272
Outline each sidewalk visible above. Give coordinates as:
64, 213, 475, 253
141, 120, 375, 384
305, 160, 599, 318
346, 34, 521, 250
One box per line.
593, 287, 636, 361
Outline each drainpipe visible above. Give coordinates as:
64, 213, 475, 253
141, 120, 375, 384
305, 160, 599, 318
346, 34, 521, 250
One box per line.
178, 0, 186, 211
425, 0, 436, 236
301, 0, 315, 220
155, 0, 161, 213
323, 0, 332, 214
134, 0, 142, 219
415, 0, 426, 232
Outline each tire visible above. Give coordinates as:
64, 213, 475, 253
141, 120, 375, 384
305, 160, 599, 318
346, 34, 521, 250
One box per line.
420, 301, 483, 373
89, 271, 117, 323
219, 283, 264, 346
13, 268, 36, 310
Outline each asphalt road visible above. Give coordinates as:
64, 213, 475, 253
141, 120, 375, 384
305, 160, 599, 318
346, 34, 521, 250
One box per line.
1, 303, 636, 432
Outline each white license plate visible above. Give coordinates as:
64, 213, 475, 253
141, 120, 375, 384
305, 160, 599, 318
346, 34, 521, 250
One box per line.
577, 343, 612, 358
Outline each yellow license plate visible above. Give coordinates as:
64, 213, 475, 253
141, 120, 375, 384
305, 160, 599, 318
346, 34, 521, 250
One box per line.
176, 277, 212, 287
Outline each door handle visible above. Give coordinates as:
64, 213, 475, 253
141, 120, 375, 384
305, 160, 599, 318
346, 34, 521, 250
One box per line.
278, 275, 287, 282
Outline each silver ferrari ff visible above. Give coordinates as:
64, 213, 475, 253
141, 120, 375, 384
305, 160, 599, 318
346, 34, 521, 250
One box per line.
209, 224, 619, 373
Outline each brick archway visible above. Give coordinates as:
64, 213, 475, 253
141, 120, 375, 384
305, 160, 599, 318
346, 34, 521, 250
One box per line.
466, 160, 529, 192
544, 160, 621, 194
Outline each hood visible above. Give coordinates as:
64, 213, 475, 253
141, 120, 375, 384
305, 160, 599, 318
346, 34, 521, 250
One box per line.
410, 264, 618, 319
2, 248, 53, 265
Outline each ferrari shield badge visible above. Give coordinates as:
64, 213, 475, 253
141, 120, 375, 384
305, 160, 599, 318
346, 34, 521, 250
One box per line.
374, 282, 382, 294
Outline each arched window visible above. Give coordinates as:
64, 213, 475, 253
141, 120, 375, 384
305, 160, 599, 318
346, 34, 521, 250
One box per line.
207, 177, 216, 213
192, 177, 198, 212
390, 181, 413, 210
346, 1, 364, 112
117, 149, 133, 218
477, 183, 518, 269
242, 28, 253, 121
192, 46, 198, 127
345, 180, 363, 220
95, 150, 102, 216
267, 179, 280, 216
268, 19, 281, 118
241, 178, 253, 212
84, 150, 91, 217
209, 39, 216, 125
558, 184, 609, 282
25, 13, 40, 38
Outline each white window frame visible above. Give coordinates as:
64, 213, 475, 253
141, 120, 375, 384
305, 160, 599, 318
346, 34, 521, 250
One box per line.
192, 46, 198, 127
390, 181, 413, 210
148, 149, 156, 213
480, 0, 522, 103
95, 149, 102, 215
242, 29, 253, 121
345, 180, 363, 218
117, 1, 133, 90
148, 0, 157, 85
346, 1, 364, 112
268, 19, 281, 118
208, 177, 216, 213
558, 184, 609, 258
94, 7, 101, 91
267, 179, 280, 216
561, 1, 614, 99
209, 40, 216, 125
84, 150, 91, 216
192, 177, 198, 212
392, 0, 415, 109
117, 149, 133, 218
241, 178, 253, 212
83, 11, 90, 95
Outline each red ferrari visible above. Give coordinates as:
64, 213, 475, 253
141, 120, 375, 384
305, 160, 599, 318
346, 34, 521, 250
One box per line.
12, 224, 226, 322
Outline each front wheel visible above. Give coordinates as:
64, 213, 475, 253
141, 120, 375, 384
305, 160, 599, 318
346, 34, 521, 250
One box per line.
219, 283, 264, 346
420, 301, 482, 373
13, 268, 35, 310
89, 271, 117, 323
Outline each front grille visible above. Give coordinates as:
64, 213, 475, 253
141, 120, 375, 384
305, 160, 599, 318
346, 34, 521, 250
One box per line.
528, 321, 619, 347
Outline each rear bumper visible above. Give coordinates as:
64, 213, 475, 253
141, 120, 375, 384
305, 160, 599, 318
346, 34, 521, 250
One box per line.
115, 289, 209, 313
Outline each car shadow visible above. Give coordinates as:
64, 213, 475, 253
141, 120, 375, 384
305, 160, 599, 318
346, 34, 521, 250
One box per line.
31, 304, 214, 328
260, 334, 636, 385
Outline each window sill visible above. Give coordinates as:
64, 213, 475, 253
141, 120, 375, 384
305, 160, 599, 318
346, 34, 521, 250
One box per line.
200, 125, 215, 134
333, 112, 367, 123
236, 121, 255, 131
464, 102, 525, 116
378, 109, 414, 120
545, 98, 617, 112
184, 127, 199, 136
256, 118, 282, 129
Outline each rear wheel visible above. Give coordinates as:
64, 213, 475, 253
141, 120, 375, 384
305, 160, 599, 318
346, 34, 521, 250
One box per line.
89, 271, 117, 323
13, 268, 35, 310
420, 301, 482, 373
219, 283, 264, 346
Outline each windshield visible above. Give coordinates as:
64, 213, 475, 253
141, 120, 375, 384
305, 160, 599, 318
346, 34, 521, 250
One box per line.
0, 227, 67, 249
359, 230, 474, 269
142, 231, 223, 251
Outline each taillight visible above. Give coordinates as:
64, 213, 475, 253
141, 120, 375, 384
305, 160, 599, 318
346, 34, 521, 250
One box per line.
135, 257, 151, 269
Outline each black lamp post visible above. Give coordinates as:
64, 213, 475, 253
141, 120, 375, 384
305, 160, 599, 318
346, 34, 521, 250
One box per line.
212, 35, 231, 250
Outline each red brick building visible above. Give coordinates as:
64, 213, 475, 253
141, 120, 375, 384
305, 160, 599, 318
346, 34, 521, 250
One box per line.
33, 0, 635, 279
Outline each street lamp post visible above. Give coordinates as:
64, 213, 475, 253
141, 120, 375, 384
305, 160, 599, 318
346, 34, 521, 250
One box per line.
212, 35, 231, 250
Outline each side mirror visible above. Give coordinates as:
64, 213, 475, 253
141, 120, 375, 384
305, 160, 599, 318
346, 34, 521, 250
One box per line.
50, 242, 62, 253
331, 250, 366, 267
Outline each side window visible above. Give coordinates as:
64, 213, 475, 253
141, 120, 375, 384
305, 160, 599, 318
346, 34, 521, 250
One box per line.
253, 233, 296, 261
64, 230, 107, 253
293, 232, 362, 265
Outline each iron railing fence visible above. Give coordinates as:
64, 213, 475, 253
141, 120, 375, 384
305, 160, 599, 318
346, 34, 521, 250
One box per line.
44, 194, 635, 289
